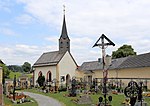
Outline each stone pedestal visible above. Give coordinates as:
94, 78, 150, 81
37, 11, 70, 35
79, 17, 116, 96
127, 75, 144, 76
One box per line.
134, 101, 147, 106
76, 95, 92, 104
97, 103, 111, 106
5, 83, 9, 95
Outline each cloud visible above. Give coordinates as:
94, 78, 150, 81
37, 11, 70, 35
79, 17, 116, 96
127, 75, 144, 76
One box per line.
16, 0, 150, 38
17, 0, 63, 26
127, 37, 150, 54
45, 36, 93, 50
0, 0, 12, 12
0, 27, 17, 36
15, 14, 35, 25
1, 0, 150, 65
71, 37, 93, 46
0, 44, 57, 65
45, 36, 58, 44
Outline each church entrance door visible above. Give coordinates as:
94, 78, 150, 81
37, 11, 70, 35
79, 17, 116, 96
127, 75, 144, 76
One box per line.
66, 74, 70, 88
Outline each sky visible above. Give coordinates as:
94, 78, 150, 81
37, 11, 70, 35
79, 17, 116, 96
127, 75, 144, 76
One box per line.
0, 0, 150, 65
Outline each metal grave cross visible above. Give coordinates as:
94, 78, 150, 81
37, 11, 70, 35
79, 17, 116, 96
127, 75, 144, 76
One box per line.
93, 34, 115, 106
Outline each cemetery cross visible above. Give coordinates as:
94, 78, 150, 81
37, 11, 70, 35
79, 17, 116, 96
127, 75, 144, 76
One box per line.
93, 34, 115, 106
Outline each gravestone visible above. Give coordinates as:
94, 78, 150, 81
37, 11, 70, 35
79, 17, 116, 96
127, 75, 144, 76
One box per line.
70, 78, 76, 97
13, 75, 16, 100
5, 83, 8, 95
134, 102, 147, 106
124, 81, 139, 106
76, 95, 92, 104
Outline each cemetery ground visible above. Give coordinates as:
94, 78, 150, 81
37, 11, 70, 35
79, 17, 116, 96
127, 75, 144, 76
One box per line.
23, 88, 150, 106
4, 71, 150, 106
3, 94, 38, 106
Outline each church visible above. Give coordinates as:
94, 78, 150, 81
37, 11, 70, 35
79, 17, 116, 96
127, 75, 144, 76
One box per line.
33, 12, 77, 87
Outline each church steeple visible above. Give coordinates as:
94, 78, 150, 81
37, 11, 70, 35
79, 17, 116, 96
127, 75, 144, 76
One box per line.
60, 8, 68, 39
59, 5, 70, 54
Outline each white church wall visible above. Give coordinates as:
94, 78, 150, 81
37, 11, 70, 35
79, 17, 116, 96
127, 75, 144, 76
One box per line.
58, 51, 77, 84
34, 65, 57, 85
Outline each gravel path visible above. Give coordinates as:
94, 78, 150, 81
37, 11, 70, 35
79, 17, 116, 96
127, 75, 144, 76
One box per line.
23, 92, 63, 106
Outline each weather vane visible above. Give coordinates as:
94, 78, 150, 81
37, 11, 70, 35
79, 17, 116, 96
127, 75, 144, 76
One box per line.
63, 5, 65, 15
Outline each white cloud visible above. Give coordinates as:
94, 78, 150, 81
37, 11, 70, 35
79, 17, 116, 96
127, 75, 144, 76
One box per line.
0, 44, 57, 65
15, 44, 39, 54
0, 27, 17, 36
1, 0, 150, 65
127, 38, 150, 54
15, 14, 35, 25
16, 0, 150, 39
0, 0, 12, 12
17, 0, 63, 26
45, 36, 58, 44
71, 37, 93, 46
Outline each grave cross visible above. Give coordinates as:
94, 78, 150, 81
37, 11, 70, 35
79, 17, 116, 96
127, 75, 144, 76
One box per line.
13, 75, 16, 100
93, 34, 115, 106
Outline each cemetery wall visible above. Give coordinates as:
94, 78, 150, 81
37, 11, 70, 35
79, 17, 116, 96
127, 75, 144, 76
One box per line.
76, 67, 150, 89
117, 67, 150, 78
117, 67, 150, 88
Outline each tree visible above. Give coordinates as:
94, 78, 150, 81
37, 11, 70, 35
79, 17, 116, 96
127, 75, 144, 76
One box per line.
7, 65, 23, 72
112, 44, 136, 59
37, 75, 45, 87
22, 62, 31, 73
0, 64, 10, 84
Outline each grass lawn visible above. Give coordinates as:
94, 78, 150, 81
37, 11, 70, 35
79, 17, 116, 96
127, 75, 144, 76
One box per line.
145, 97, 150, 105
23, 88, 150, 106
3, 95, 38, 106
90, 94, 125, 106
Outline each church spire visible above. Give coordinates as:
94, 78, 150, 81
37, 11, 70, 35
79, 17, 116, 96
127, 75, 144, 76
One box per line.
59, 5, 70, 54
60, 5, 69, 39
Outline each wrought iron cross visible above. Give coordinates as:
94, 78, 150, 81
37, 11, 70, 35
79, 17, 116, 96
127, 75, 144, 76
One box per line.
93, 34, 115, 106
13, 75, 16, 100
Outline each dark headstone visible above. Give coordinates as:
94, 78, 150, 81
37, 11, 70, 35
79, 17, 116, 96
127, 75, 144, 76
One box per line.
13, 75, 16, 100
130, 97, 137, 106
70, 79, 76, 97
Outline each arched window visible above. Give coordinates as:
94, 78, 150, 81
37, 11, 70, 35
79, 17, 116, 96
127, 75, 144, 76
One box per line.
38, 71, 42, 77
47, 71, 52, 82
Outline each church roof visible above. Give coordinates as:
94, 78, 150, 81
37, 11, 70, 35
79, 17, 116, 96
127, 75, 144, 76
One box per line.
0, 60, 4, 64
78, 52, 150, 71
78, 61, 103, 71
117, 52, 150, 69
109, 57, 128, 69
78, 57, 127, 71
33, 51, 65, 67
